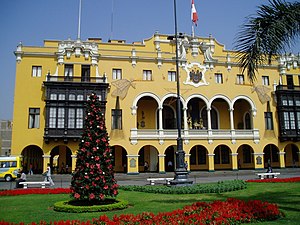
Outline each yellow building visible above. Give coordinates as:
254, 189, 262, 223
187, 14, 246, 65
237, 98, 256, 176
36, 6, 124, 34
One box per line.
11, 32, 300, 174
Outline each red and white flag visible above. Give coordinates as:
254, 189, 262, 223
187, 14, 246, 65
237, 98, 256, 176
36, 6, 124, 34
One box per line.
191, 0, 198, 26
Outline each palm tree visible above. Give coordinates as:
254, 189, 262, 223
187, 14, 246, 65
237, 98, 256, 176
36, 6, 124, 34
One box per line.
234, 0, 300, 83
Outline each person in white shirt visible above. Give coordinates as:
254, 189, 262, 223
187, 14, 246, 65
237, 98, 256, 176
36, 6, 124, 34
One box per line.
44, 163, 55, 186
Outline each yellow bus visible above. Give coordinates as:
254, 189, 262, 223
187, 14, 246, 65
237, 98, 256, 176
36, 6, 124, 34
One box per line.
0, 156, 22, 181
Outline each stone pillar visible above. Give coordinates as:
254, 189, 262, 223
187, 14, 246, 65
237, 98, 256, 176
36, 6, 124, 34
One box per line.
158, 107, 163, 130
253, 152, 264, 170
207, 107, 212, 130
229, 108, 234, 130
231, 153, 238, 171
207, 153, 215, 172
158, 154, 166, 173
71, 154, 77, 172
127, 155, 139, 175
42, 154, 51, 172
279, 152, 286, 168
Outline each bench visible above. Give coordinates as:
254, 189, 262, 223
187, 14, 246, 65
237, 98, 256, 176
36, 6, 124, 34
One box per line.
256, 172, 280, 179
19, 181, 50, 189
147, 178, 174, 185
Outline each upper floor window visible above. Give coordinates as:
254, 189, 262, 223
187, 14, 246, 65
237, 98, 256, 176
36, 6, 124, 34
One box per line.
64, 64, 73, 81
286, 75, 294, 89
264, 112, 273, 130
168, 71, 176, 82
143, 70, 152, 81
262, 76, 269, 86
112, 69, 122, 80
215, 73, 223, 84
236, 74, 244, 85
68, 108, 83, 129
32, 66, 42, 77
112, 109, 122, 129
81, 65, 90, 82
28, 108, 40, 129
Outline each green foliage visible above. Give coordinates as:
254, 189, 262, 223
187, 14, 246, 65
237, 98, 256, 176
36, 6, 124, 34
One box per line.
119, 180, 247, 194
53, 198, 128, 213
70, 93, 118, 202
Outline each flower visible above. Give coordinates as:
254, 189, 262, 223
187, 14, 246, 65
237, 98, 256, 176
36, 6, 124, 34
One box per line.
89, 193, 95, 200
74, 193, 80, 199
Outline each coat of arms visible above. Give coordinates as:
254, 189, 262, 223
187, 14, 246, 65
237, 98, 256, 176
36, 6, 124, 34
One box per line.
184, 62, 208, 87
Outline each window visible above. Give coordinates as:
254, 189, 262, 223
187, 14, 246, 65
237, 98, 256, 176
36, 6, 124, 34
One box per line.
28, 108, 40, 128
77, 95, 84, 101
262, 76, 269, 86
57, 108, 65, 128
284, 112, 296, 130
32, 66, 42, 77
143, 70, 152, 80
58, 94, 65, 100
68, 108, 83, 128
112, 69, 122, 80
69, 94, 76, 101
168, 71, 176, 81
50, 94, 57, 100
68, 109, 75, 129
286, 75, 294, 89
264, 112, 273, 130
49, 107, 56, 128
236, 74, 244, 84
64, 64, 73, 81
215, 73, 223, 84
81, 65, 90, 82
76, 109, 83, 128
112, 109, 122, 129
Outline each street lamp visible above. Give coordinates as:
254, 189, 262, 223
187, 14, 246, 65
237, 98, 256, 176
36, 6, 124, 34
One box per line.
169, 0, 192, 186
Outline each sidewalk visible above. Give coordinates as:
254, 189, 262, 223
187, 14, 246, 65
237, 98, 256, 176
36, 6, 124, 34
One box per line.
1, 168, 299, 190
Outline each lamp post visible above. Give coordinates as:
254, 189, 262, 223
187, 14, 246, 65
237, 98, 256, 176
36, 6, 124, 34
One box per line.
169, 0, 192, 186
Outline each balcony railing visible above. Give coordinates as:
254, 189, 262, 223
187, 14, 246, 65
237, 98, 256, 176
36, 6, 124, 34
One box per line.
130, 128, 260, 145
46, 74, 107, 83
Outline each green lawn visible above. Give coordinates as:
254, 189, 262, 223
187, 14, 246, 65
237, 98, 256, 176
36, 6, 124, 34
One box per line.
1, 182, 300, 224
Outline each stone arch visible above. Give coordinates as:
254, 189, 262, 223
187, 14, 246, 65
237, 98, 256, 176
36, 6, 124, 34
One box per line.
283, 143, 299, 167
138, 145, 159, 172
208, 94, 231, 110
50, 145, 72, 174
132, 92, 160, 109
263, 144, 280, 168
21, 145, 43, 174
164, 145, 176, 172
188, 144, 209, 171
236, 144, 255, 169
111, 145, 128, 173
214, 145, 232, 170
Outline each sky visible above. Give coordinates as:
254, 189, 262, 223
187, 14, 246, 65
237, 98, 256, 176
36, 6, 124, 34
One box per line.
0, 0, 299, 120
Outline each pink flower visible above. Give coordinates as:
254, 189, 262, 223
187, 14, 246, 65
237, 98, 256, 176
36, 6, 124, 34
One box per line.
74, 193, 80, 199
89, 193, 95, 200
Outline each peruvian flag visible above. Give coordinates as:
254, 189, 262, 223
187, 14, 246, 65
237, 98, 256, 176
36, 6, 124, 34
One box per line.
191, 0, 198, 26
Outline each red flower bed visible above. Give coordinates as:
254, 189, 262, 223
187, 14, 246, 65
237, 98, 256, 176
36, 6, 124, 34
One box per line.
0, 188, 71, 196
247, 176, 300, 183
0, 193, 282, 225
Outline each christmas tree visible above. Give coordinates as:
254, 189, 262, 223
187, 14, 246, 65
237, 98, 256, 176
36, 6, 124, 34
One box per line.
71, 93, 118, 201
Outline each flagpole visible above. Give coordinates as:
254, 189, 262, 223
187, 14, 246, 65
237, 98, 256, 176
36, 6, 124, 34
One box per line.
77, 0, 82, 40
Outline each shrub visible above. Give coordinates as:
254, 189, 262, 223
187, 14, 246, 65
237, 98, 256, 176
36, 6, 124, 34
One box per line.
119, 179, 247, 194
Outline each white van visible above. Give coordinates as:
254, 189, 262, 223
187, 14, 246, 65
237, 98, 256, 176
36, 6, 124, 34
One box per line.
0, 156, 22, 181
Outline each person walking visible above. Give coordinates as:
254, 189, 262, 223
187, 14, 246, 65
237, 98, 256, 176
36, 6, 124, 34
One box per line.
16, 169, 27, 188
44, 163, 55, 186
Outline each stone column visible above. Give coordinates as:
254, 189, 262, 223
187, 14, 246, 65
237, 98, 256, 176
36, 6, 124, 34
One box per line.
207, 153, 215, 172
231, 153, 238, 171
42, 154, 51, 172
71, 154, 77, 172
279, 152, 286, 168
127, 155, 139, 175
253, 152, 264, 170
158, 154, 166, 174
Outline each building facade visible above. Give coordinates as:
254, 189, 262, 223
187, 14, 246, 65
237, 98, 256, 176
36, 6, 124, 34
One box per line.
11, 32, 300, 174
0, 120, 12, 156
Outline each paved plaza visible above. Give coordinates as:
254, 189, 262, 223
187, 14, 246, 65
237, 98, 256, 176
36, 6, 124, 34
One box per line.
0, 168, 299, 190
